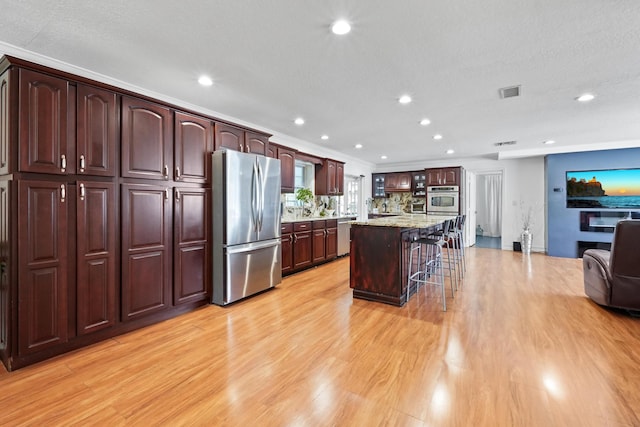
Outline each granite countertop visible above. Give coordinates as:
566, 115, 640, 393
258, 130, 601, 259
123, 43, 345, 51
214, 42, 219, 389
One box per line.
282, 215, 357, 224
351, 214, 457, 228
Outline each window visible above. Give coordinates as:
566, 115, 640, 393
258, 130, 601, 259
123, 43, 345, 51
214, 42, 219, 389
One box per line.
340, 175, 360, 215
283, 161, 314, 207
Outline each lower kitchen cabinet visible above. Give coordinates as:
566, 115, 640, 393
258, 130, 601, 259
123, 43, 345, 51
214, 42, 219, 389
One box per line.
173, 187, 211, 305
325, 220, 338, 260
121, 183, 172, 321
18, 180, 69, 355
76, 181, 117, 336
312, 221, 327, 263
281, 223, 293, 274
292, 221, 312, 270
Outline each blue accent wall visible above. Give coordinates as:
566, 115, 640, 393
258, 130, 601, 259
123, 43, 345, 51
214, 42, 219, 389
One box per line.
547, 148, 640, 257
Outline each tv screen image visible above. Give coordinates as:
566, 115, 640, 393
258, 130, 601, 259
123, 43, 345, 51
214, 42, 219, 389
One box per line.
566, 168, 640, 209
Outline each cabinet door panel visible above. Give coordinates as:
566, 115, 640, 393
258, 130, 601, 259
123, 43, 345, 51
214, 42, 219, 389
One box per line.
121, 184, 171, 320
214, 123, 244, 152
174, 187, 210, 305
278, 147, 295, 193
0, 71, 9, 175
293, 231, 312, 270
281, 233, 293, 274
0, 181, 9, 354
426, 170, 441, 186
77, 181, 116, 335
312, 229, 326, 263
245, 131, 268, 156
18, 181, 68, 355
77, 85, 117, 176
442, 168, 459, 185
19, 69, 70, 175
121, 97, 172, 180
326, 227, 338, 260
336, 163, 344, 195
175, 112, 212, 183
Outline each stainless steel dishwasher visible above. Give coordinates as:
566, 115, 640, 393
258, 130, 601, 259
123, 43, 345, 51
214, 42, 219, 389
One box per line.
337, 217, 355, 256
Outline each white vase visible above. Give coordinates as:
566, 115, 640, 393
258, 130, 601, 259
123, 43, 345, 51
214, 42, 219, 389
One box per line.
521, 229, 532, 254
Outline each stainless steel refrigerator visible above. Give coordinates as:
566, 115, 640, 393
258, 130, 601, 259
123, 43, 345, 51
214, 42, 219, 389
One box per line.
212, 150, 282, 305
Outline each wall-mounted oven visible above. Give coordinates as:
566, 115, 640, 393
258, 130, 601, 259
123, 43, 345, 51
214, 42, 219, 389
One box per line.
426, 185, 459, 214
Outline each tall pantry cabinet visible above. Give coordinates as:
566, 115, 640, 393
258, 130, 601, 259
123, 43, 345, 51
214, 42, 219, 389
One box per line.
0, 55, 225, 370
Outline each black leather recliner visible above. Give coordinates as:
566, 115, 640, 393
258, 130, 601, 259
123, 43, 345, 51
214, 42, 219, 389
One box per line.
583, 219, 640, 311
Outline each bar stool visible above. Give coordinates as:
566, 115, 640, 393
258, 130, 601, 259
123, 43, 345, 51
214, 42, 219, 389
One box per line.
406, 221, 456, 311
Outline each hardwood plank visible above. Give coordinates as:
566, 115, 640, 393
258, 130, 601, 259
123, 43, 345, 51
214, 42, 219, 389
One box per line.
1, 248, 639, 426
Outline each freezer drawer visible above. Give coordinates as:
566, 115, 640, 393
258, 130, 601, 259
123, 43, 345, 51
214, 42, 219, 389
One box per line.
213, 239, 282, 305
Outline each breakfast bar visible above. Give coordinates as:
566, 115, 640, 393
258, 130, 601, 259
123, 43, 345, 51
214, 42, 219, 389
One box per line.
349, 215, 455, 306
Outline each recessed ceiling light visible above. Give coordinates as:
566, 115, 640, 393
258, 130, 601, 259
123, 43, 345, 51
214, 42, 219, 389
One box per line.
576, 93, 595, 102
294, 117, 305, 125
433, 134, 443, 140
331, 20, 351, 35
321, 135, 329, 140
543, 140, 556, 145
354, 144, 363, 149
380, 155, 387, 160
446, 149, 455, 155
198, 75, 213, 86
420, 118, 431, 126
398, 95, 412, 104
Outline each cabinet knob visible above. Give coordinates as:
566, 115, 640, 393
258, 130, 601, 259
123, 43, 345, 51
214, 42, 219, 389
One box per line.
79, 183, 85, 201
175, 166, 181, 179
60, 184, 66, 202
165, 188, 170, 200
164, 165, 169, 179
79, 154, 85, 172
60, 154, 66, 172
175, 189, 180, 200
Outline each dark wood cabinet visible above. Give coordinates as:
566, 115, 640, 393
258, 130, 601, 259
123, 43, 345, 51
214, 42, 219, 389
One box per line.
121, 183, 172, 321
372, 173, 386, 198
312, 221, 327, 263
385, 172, 411, 192
245, 131, 268, 155
1, 71, 10, 175
325, 220, 338, 260
77, 84, 117, 177
292, 221, 312, 270
121, 96, 173, 180
18, 180, 68, 355
214, 124, 268, 156
174, 112, 213, 183
18, 69, 71, 175
76, 181, 116, 335
412, 171, 426, 196
426, 167, 460, 186
316, 159, 344, 195
214, 122, 245, 152
277, 145, 296, 193
281, 223, 293, 274
173, 187, 211, 305
266, 145, 276, 159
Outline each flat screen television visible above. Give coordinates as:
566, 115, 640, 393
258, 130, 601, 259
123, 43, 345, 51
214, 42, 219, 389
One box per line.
566, 168, 640, 209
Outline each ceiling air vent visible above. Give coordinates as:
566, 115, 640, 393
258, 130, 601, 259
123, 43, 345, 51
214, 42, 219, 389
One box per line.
494, 140, 517, 147
499, 85, 521, 99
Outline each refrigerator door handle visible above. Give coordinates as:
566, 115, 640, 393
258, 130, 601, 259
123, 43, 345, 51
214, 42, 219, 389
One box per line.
251, 160, 259, 232
226, 239, 281, 254
257, 160, 264, 231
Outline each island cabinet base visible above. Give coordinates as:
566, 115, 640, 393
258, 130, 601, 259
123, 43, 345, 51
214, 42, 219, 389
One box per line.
350, 225, 419, 306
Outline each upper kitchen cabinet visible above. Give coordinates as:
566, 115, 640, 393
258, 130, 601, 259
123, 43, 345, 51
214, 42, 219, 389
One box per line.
412, 171, 426, 196
2, 66, 117, 177
18, 69, 72, 175
372, 173, 386, 198
426, 167, 461, 186
121, 96, 173, 181
384, 172, 411, 192
275, 144, 296, 193
316, 158, 344, 195
214, 123, 269, 156
174, 111, 213, 183
77, 84, 117, 177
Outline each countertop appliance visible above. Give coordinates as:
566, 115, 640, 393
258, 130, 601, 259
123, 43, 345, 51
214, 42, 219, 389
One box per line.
427, 185, 459, 215
212, 150, 282, 305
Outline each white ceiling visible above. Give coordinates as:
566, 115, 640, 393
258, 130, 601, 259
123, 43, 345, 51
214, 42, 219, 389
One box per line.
1, 0, 640, 166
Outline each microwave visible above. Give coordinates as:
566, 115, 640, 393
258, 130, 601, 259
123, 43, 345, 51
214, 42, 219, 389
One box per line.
426, 186, 459, 214
411, 200, 426, 213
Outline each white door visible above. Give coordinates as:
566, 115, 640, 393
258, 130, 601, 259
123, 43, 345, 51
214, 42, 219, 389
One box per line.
466, 171, 477, 247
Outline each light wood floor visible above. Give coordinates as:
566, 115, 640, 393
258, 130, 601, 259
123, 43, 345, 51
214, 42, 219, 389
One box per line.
2, 248, 639, 426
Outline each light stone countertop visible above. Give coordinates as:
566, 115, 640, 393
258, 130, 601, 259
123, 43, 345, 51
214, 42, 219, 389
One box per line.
350, 214, 457, 229
282, 215, 357, 224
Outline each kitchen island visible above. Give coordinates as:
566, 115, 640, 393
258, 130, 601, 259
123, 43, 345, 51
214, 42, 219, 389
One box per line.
349, 214, 455, 306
